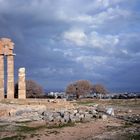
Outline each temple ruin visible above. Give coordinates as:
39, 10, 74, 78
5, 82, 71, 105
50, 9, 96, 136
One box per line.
0, 38, 26, 99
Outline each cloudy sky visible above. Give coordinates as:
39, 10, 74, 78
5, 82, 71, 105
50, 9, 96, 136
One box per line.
0, 0, 140, 92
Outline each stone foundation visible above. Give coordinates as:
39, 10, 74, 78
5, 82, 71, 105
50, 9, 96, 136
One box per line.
0, 100, 102, 124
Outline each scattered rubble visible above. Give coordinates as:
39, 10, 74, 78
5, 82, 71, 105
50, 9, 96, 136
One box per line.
117, 114, 140, 123
106, 108, 115, 116
0, 103, 103, 124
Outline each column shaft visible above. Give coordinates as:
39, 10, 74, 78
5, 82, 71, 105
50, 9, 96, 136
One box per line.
7, 55, 14, 99
18, 68, 26, 99
0, 55, 4, 99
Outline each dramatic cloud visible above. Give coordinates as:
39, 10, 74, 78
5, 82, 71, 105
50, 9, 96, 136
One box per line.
0, 0, 140, 92
63, 29, 87, 46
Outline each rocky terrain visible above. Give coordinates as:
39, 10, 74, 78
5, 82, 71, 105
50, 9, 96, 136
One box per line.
0, 99, 140, 140
0, 99, 101, 123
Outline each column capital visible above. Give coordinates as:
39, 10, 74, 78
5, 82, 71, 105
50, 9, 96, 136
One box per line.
0, 38, 15, 56
7, 54, 16, 56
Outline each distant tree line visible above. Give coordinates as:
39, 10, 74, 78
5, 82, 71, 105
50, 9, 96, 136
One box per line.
66, 80, 108, 99
14, 79, 108, 99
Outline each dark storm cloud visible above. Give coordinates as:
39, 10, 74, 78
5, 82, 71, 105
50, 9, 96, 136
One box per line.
0, 0, 140, 92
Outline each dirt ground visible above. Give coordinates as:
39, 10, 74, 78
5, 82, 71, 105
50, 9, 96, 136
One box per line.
0, 99, 140, 140
27, 118, 128, 140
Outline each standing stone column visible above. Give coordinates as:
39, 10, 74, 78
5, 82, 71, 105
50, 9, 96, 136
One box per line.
0, 55, 4, 99
18, 68, 26, 99
7, 55, 14, 99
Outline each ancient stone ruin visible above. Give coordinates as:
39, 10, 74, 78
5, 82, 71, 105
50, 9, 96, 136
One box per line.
18, 68, 26, 99
0, 38, 26, 99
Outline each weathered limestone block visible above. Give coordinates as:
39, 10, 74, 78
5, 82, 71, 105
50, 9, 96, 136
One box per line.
0, 55, 4, 99
0, 41, 4, 55
18, 68, 26, 99
1, 38, 14, 49
7, 55, 14, 99
64, 113, 70, 123
0, 38, 14, 55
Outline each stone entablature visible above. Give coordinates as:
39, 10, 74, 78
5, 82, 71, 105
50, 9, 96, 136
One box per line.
0, 38, 14, 56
